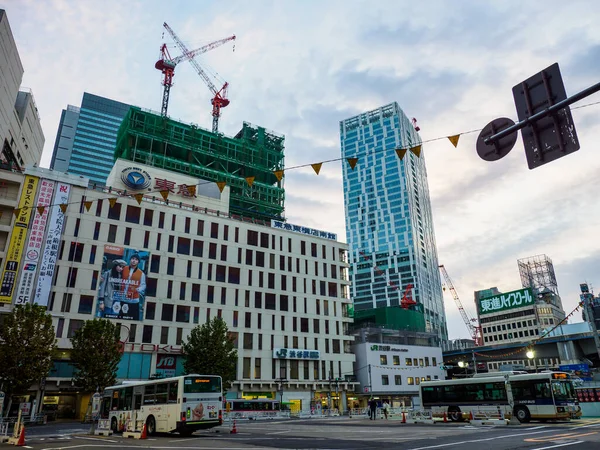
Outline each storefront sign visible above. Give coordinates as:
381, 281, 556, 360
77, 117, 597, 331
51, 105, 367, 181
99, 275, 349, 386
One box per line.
155, 354, 177, 378
478, 288, 534, 315
121, 167, 152, 190
273, 348, 320, 360
271, 220, 337, 241
369, 344, 409, 352
121, 343, 183, 354
0, 175, 39, 303
34, 182, 71, 306
14, 179, 55, 305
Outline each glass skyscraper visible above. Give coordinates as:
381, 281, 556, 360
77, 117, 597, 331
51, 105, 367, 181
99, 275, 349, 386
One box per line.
52, 93, 131, 185
340, 102, 448, 341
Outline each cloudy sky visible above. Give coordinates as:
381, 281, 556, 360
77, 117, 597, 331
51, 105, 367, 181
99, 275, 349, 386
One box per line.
5, 0, 600, 340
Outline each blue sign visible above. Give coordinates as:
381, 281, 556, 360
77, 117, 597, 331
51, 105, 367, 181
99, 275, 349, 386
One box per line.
121, 167, 151, 190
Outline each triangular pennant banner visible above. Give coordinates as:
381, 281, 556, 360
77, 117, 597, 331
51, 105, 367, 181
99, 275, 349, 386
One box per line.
59, 204, 68, 214
448, 134, 460, 148
395, 148, 408, 160
187, 185, 196, 197
108, 198, 118, 208
160, 190, 169, 201
37, 206, 45, 215
84, 201, 93, 212
134, 193, 144, 205
347, 157, 358, 170
216, 181, 227, 193
409, 145, 422, 157
273, 170, 284, 182
311, 163, 323, 175
245, 176, 255, 187
13, 208, 20, 217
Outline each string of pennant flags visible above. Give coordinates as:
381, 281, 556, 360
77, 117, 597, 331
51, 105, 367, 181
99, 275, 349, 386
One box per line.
444, 300, 585, 364
4, 99, 598, 220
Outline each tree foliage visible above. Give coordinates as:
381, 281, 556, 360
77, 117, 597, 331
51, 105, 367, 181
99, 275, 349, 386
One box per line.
0, 304, 56, 396
70, 319, 122, 392
182, 317, 237, 390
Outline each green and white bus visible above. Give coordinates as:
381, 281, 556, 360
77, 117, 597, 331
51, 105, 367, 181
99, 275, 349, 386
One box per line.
101, 375, 223, 435
419, 371, 581, 423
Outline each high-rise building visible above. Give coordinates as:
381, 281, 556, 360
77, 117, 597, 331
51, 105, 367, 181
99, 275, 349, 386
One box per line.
0, 9, 44, 169
340, 102, 447, 341
50, 93, 131, 185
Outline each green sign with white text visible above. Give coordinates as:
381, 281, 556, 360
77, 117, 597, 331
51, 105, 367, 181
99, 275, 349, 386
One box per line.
478, 288, 534, 315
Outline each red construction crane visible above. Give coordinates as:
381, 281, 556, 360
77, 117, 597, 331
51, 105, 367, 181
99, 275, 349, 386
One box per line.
358, 250, 416, 310
155, 33, 236, 117
438, 264, 483, 346
162, 22, 234, 133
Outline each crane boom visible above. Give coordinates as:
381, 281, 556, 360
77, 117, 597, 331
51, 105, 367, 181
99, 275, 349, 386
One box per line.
438, 265, 482, 345
171, 35, 236, 65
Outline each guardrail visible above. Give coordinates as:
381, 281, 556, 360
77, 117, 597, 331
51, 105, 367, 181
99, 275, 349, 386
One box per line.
0, 414, 47, 425
223, 411, 291, 421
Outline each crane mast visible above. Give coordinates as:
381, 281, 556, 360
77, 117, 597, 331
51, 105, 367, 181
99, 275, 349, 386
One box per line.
162, 22, 233, 133
438, 265, 483, 346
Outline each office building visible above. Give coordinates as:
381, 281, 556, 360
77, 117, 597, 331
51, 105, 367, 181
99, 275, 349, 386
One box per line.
340, 102, 447, 341
0, 160, 354, 418
49, 105, 80, 172
0, 9, 44, 169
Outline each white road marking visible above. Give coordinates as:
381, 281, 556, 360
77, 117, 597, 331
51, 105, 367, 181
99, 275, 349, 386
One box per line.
267, 430, 290, 435
530, 441, 584, 450
408, 428, 558, 450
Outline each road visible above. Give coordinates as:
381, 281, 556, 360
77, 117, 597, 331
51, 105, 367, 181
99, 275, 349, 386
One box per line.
2, 417, 600, 449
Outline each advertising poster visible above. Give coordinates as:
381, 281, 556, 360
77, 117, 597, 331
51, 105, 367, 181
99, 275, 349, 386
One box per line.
14, 179, 55, 305
0, 175, 39, 303
155, 355, 177, 378
34, 182, 71, 306
95, 245, 149, 321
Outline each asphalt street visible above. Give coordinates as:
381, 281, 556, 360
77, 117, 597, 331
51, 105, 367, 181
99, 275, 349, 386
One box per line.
2, 417, 600, 450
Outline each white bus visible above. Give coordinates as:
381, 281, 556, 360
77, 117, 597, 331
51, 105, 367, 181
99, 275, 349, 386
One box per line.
420, 371, 581, 423
101, 375, 223, 435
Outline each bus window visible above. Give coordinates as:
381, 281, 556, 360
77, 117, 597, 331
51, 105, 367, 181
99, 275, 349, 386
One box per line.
144, 384, 156, 405
156, 383, 168, 404
534, 382, 552, 399
111, 390, 119, 410
484, 382, 507, 401
121, 387, 133, 410
511, 381, 535, 400
552, 382, 575, 399
101, 395, 111, 418
134, 393, 142, 410
168, 382, 178, 404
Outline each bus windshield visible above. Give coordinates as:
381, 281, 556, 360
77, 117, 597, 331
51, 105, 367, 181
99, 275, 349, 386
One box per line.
184, 376, 221, 393
552, 381, 576, 400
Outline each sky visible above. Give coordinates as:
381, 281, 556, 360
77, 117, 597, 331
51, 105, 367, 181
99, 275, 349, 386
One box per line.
4, 0, 600, 340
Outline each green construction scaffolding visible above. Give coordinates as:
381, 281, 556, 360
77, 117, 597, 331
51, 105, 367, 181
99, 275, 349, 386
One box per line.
114, 107, 285, 221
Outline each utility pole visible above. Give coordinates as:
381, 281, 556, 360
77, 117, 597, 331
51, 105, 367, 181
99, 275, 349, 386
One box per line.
472, 351, 478, 374
368, 364, 372, 395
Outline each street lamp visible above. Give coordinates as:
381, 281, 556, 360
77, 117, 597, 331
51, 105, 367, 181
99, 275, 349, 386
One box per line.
458, 361, 468, 376
526, 350, 538, 373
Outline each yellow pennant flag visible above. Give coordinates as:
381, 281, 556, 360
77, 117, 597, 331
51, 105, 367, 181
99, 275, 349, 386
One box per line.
448, 134, 460, 148
187, 185, 196, 197
273, 170, 284, 182
37, 206, 45, 215
134, 193, 144, 205
108, 198, 118, 208
347, 157, 358, 170
160, 190, 169, 201
84, 201, 93, 212
59, 204, 68, 214
245, 176, 255, 187
409, 145, 422, 157
13, 208, 20, 217
395, 148, 407, 160
216, 181, 227, 193
311, 163, 323, 175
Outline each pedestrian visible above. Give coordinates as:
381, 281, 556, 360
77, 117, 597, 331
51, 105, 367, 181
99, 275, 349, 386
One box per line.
382, 400, 390, 420
369, 398, 377, 420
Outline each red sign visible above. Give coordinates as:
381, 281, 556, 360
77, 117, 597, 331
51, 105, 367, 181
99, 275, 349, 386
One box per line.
122, 343, 183, 354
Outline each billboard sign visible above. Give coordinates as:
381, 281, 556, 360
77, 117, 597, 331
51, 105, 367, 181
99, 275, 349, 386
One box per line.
95, 245, 149, 321
14, 179, 55, 305
155, 354, 177, 378
478, 288, 534, 315
34, 182, 71, 306
0, 175, 39, 303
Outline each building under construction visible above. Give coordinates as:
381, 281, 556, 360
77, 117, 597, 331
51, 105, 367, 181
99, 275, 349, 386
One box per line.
114, 107, 285, 222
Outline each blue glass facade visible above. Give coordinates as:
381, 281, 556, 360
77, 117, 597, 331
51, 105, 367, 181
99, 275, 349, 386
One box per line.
340, 103, 447, 341
66, 93, 132, 185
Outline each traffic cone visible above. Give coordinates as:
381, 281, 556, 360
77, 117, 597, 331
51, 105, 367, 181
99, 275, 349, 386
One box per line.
443, 412, 448, 423
230, 420, 237, 434
16, 424, 25, 447
401, 411, 406, 424
140, 423, 147, 440
469, 411, 474, 421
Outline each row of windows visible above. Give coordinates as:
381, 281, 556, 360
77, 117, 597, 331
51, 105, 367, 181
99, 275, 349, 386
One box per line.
381, 374, 438, 386
483, 320, 536, 333
483, 328, 539, 343
379, 355, 438, 367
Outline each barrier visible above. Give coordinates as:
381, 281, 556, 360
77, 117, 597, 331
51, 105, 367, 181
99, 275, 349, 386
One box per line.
469, 408, 508, 426
224, 411, 291, 421
123, 418, 145, 439
407, 409, 434, 424
0, 421, 9, 443
94, 419, 113, 436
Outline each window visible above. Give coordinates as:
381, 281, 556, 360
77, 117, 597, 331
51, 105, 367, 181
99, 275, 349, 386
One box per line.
108, 202, 121, 220
393, 355, 400, 366
256, 251, 265, 267
124, 227, 131, 245
160, 327, 169, 345
68, 242, 84, 262
265, 293, 276, 310
95, 199, 103, 217
108, 224, 117, 243
179, 282, 186, 300
125, 205, 141, 224
243, 358, 251, 379
193, 240, 203, 257
216, 265, 226, 282
144, 209, 154, 226
228, 267, 240, 284
254, 358, 261, 379
93, 222, 101, 240
150, 255, 160, 273
382, 375, 389, 385
177, 237, 191, 255
191, 284, 200, 302
167, 257, 175, 275
168, 235, 174, 252
209, 243, 217, 259
176, 305, 190, 323
146, 278, 157, 297
380, 355, 388, 365
142, 325, 153, 343
146, 302, 156, 320
210, 222, 218, 238
67, 319, 84, 338
161, 304, 174, 321
395, 375, 402, 385
78, 295, 94, 314
220, 245, 227, 261
407, 377, 414, 385
406, 358, 412, 366
66, 267, 78, 288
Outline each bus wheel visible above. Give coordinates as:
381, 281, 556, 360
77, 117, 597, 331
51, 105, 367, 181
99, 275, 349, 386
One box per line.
514, 406, 531, 423
111, 417, 118, 433
146, 416, 156, 436
448, 407, 463, 422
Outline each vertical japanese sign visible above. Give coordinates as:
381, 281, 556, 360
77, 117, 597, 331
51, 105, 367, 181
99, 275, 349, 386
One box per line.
14, 179, 55, 305
34, 182, 71, 307
0, 175, 39, 303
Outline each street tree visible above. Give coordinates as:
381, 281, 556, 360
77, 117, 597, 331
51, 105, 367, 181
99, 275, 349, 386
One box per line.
0, 303, 57, 416
70, 319, 122, 392
183, 317, 237, 390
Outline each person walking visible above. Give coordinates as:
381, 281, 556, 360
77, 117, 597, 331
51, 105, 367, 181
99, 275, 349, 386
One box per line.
382, 400, 390, 420
369, 398, 377, 420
